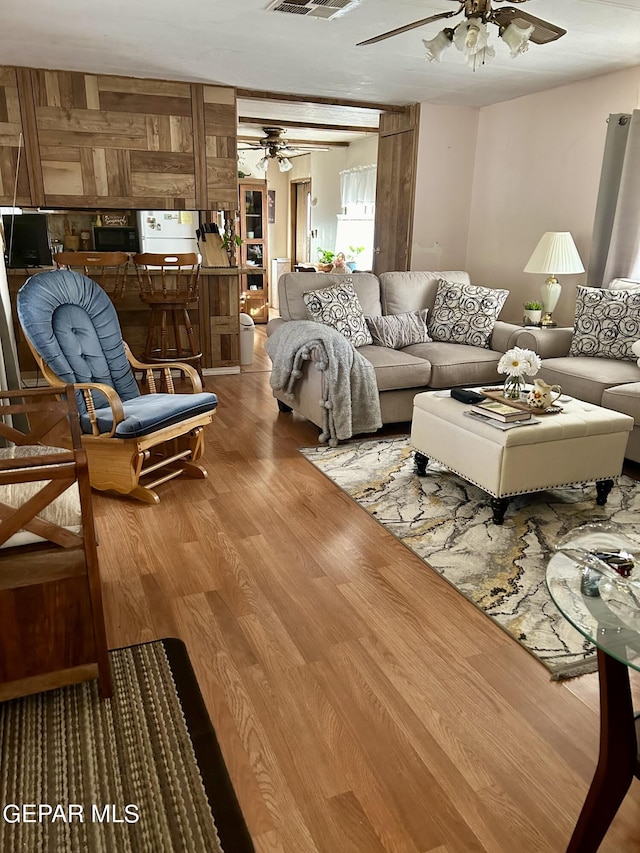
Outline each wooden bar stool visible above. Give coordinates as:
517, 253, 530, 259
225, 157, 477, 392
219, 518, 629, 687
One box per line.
133, 252, 203, 383
55, 251, 130, 299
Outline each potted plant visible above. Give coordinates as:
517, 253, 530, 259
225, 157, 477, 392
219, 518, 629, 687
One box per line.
523, 300, 543, 326
317, 248, 335, 272
346, 245, 365, 271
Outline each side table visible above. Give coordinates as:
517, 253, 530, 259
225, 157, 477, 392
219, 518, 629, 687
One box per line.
546, 551, 640, 853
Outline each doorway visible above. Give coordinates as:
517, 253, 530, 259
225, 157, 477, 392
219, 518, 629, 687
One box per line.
290, 179, 311, 266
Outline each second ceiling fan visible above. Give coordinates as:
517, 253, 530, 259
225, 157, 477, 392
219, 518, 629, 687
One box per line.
239, 127, 328, 173
357, 0, 566, 69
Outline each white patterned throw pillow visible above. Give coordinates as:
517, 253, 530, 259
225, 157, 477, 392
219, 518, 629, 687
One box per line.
365, 309, 431, 349
569, 286, 640, 361
427, 280, 508, 349
303, 280, 373, 347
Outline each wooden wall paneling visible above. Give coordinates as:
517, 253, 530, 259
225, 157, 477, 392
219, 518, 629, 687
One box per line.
33, 72, 201, 209
372, 103, 420, 275
1, 66, 238, 213
203, 85, 238, 212
191, 84, 208, 210
9, 69, 43, 206
200, 271, 240, 368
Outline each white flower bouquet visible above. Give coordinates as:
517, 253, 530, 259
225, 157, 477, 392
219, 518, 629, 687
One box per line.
497, 347, 542, 378
497, 347, 542, 399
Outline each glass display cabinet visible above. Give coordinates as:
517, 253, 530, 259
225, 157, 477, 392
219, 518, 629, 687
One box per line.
239, 180, 268, 323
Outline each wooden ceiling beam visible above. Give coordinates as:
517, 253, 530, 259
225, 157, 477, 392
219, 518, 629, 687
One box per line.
238, 116, 378, 134
236, 89, 407, 114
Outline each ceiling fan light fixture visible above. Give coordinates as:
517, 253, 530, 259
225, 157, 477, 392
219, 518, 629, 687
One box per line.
277, 156, 293, 172
452, 19, 495, 69
357, 1, 566, 70
255, 156, 269, 174
500, 21, 534, 57
453, 19, 489, 56
422, 28, 454, 62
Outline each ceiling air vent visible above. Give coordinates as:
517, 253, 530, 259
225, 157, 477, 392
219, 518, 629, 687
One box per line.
267, 0, 353, 20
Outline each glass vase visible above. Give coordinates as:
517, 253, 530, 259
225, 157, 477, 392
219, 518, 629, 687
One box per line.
503, 374, 526, 400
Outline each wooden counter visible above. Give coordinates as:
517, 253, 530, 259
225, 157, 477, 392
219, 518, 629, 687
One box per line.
8, 266, 244, 376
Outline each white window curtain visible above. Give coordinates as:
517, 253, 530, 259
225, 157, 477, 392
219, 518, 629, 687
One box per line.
339, 165, 377, 208
335, 166, 377, 269
588, 110, 640, 287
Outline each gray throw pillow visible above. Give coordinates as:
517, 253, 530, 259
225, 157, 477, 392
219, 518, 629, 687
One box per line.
365, 309, 431, 349
428, 280, 508, 349
569, 285, 640, 360
303, 280, 373, 347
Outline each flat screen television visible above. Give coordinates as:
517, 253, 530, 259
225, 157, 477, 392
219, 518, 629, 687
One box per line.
2, 213, 52, 268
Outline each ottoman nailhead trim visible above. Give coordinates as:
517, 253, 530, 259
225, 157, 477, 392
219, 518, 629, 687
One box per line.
409, 445, 619, 499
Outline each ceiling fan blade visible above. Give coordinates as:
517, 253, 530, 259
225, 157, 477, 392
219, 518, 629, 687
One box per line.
357, 7, 463, 47
492, 8, 566, 44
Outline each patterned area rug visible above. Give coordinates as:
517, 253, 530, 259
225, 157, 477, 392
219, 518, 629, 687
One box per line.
300, 437, 640, 679
0, 639, 254, 853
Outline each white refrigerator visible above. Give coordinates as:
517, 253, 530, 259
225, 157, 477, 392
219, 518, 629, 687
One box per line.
136, 210, 199, 256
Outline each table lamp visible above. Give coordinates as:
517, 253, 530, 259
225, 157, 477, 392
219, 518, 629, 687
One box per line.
523, 232, 585, 327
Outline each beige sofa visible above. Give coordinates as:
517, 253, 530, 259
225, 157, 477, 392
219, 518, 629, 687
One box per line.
515, 326, 640, 463
266, 271, 522, 435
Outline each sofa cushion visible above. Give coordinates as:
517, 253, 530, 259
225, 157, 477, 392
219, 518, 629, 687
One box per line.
427, 280, 508, 349
402, 341, 503, 389
357, 344, 432, 391
0, 445, 82, 548
569, 286, 640, 361
608, 278, 640, 292
303, 280, 373, 347
380, 270, 470, 316
539, 357, 640, 405
602, 383, 640, 426
279, 272, 382, 321
365, 309, 431, 349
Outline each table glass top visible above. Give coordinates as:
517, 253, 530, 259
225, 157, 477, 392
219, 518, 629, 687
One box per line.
546, 551, 640, 671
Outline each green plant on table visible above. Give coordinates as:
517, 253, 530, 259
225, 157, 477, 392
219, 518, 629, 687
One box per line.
317, 248, 335, 266
524, 300, 543, 310
222, 233, 243, 250
347, 245, 365, 261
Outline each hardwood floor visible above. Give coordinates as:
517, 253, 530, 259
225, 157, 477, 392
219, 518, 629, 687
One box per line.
92, 327, 640, 853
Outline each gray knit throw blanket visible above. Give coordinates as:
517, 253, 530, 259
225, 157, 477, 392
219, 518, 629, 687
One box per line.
266, 320, 382, 446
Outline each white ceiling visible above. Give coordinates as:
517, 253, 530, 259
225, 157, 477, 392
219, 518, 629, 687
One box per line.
2, 1, 639, 113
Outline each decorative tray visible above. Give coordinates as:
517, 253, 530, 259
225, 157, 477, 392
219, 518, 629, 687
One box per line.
480, 388, 563, 415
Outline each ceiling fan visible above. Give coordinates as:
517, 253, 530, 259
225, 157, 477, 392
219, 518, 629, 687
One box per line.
238, 127, 328, 173
357, 0, 566, 69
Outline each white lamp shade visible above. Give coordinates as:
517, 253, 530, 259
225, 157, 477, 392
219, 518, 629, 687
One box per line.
500, 22, 534, 58
255, 156, 269, 174
523, 232, 585, 275
423, 30, 453, 62
278, 156, 293, 172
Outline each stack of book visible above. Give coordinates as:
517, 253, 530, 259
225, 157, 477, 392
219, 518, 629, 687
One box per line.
465, 399, 539, 430
471, 400, 531, 422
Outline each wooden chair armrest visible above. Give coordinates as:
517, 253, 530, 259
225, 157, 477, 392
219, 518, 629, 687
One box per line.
123, 343, 203, 393
73, 383, 126, 437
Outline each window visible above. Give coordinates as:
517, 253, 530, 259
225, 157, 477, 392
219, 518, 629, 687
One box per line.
335, 166, 376, 270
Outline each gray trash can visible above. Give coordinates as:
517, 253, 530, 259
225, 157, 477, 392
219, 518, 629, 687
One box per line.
239, 312, 255, 365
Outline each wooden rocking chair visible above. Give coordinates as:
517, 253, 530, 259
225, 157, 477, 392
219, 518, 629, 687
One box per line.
0, 386, 112, 701
17, 269, 218, 504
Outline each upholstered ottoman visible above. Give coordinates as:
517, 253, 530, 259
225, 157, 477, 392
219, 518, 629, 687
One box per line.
410, 392, 634, 524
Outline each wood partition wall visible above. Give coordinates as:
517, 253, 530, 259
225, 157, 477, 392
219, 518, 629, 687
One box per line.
0, 66, 238, 212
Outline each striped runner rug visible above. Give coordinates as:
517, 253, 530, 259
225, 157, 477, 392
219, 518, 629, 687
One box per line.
0, 639, 254, 852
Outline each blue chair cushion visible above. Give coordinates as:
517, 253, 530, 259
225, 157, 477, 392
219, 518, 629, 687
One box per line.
17, 270, 141, 414
80, 392, 218, 438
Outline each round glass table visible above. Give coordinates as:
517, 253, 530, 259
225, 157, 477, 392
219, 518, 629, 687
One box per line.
547, 551, 640, 853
